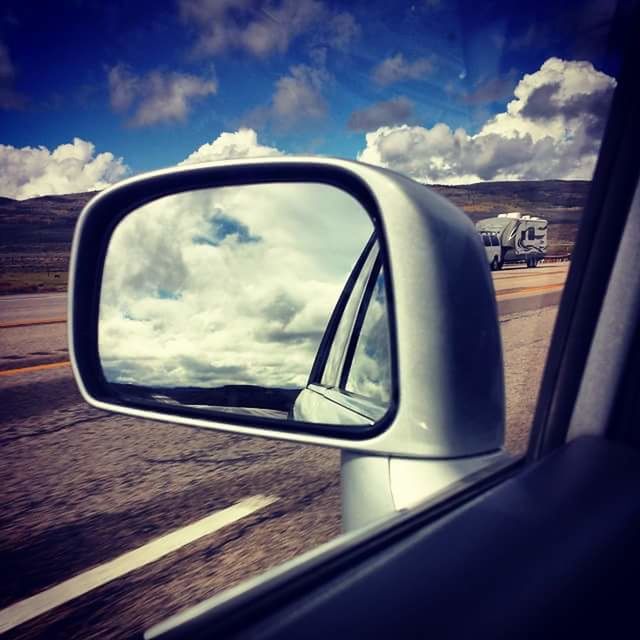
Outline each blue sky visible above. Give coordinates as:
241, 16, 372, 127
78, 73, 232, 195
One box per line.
0, 0, 630, 197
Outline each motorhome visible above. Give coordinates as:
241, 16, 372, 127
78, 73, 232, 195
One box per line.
476, 212, 548, 270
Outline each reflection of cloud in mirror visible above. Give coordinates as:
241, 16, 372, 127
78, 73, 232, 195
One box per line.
100, 183, 373, 389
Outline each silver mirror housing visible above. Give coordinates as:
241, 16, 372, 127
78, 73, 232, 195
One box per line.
69, 157, 504, 458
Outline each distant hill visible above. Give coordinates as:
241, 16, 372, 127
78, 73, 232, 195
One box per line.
0, 191, 97, 293
0, 191, 97, 248
0, 180, 588, 293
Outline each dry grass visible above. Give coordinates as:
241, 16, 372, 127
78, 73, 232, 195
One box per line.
0, 270, 68, 296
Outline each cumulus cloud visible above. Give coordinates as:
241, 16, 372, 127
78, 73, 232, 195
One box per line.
272, 65, 328, 121
181, 128, 284, 165
179, 0, 359, 58
358, 58, 616, 184
0, 138, 128, 199
326, 12, 361, 51
108, 64, 138, 112
0, 41, 26, 109
245, 64, 329, 130
372, 53, 433, 87
99, 182, 374, 398
459, 72, 517, 105
108, 65, 217, 127
348, 97, 414, 131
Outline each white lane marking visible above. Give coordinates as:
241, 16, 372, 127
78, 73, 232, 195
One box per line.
0, 495, 278, 634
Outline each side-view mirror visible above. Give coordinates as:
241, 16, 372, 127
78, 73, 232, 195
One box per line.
69, 157, 506, 530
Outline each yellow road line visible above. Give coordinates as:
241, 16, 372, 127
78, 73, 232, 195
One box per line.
0, 361, 71, 377
0, 317, 66, 329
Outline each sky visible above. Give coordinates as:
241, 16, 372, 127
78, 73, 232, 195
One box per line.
0, 0, 631, 199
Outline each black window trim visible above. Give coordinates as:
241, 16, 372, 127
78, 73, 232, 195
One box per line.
339, 255, 386, 394
307, 233, 377, 386
528, 4, 640, 460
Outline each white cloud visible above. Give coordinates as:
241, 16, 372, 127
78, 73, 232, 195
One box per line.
0, 41, 26, 109
272, 65, 328, 122
180, 128, 284, 164
108, 64, 137, 112
481, 58, 614, 144
245, 64, 329, 130
372, 53, 433, 87
0, 138, 128, 199
108, 65, 217, 127
0, 42, 13, 79
326, 12, 361, 51
358, 58, 616, 184
99, 183, 374, 395
348, 97, 414, 131
459, 72, 517, 105
179, 0, 358, 58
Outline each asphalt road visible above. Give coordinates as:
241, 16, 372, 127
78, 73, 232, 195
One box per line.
0, 293, 67, 326
491, 262, 568, 293
0, 264, 565, 639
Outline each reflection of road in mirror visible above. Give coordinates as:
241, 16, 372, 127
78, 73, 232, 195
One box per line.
99, 182, 376, 425
110, 382, 299, 420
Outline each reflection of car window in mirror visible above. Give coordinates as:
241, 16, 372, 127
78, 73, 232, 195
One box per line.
98, 182, 382, 425
320, 240, 379, 388
345, 265, 391, 405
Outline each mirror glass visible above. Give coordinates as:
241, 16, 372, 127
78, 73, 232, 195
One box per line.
99, 182, 392, 427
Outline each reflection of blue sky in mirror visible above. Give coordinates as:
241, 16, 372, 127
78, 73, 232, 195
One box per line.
157, 289, 182, 301
99, 182, 373, 389
192, 212, 262, 247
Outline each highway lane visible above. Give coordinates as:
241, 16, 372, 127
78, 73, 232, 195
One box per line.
1, 371, 342, 638
491, 262, 569, 292
1, 269, 563, 638
0, 293, 67, 327
0, 323, 68, 372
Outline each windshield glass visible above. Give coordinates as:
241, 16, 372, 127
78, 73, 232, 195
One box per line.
0, 1, 631, 637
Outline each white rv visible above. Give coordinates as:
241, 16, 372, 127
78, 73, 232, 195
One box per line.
476, 212, 548, 270
478, 230, 501, 269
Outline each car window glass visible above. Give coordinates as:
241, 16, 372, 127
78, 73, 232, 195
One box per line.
321, 241, 379, 387
0, 1, 629, 636
344, 265, 391, 404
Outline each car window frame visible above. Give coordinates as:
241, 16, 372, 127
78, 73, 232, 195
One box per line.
314, 237, 380, 388
299, 240, 393, 422
528, 16, 640, 460
340, 258, 391, 406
